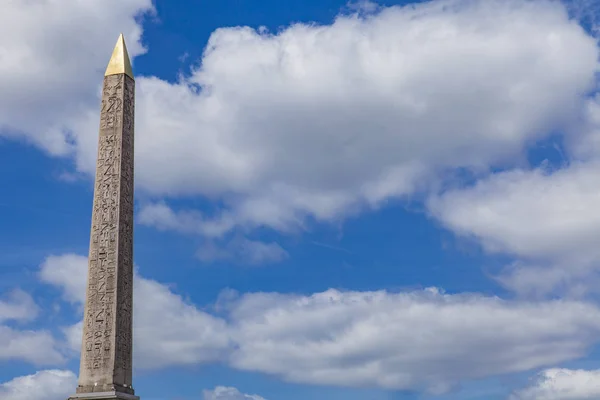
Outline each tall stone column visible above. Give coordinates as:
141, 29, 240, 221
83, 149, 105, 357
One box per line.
68, 34, 138, 400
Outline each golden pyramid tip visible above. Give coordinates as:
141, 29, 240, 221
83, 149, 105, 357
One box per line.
105, 33, 134, 79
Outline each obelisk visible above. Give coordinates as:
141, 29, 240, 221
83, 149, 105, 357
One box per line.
69, 34, 137, 400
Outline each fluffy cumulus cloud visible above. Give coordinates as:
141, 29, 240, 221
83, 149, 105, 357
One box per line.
428, 160, 600, 297
429, 163, 600, 260
0, 370, 77, 400
0, 290, 64, 365
511, 368, 600, 400
203, 386, 267, 400
0, 0, 153, 155
39, 254, 600, 393
135, 277, 232, 368
40, 254, 88, 304
138, 202, 233, 237
0, 372, 263, 400
0, 326, 64, 366
223, 289, 600, 394
424, 18, 600, 297
129, 0, 597, 235
0, 289, 38, 322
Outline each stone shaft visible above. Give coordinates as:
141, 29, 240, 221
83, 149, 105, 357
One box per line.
77, 71, 135, 396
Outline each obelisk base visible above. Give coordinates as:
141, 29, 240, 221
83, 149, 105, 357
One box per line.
68, 392, 140, 400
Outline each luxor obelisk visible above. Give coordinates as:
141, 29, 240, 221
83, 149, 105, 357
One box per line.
69, 34, 138, 400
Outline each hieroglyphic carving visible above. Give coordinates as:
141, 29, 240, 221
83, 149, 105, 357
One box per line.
115, 75, 135, 386
100, 76, 123, 130
78, 72, 135, 394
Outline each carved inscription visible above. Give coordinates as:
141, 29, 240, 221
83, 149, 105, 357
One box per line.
80, 73, 134, 391
100, 77, 123, 130
115, 75, 135, 384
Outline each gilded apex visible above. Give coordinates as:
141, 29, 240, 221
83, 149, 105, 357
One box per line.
105, 33, 134, 79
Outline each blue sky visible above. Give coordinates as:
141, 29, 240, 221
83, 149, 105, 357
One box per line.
2, 0, 600, 399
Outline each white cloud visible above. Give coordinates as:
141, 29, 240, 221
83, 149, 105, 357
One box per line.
427, 83, 600, 298
0, 289, 38, 322
0, 326, 64, 365
0, 289, 63, 365
570, 95, 600, 161
203, 386, 266, 400
197, 238, 289, 265
62, 321, 83, 356
0, 0, 153, 155
224, 288, 600, 394
134, 277, 233, 368
428, 161, 600, 296
42, 254, 600, 394
126, 0, 595, 202
511, 368, 600, 400
429, 162, 600, 261
0, 370, 77, 400
123, 0, 597, 234
40, 254, 88, 304
138, 202, 236, 237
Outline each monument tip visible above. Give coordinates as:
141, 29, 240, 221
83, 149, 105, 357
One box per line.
105, 33, 134, 79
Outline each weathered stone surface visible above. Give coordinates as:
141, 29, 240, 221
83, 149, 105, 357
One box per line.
70, 35, 136, 399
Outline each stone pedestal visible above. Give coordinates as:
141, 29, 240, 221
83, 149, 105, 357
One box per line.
68, 392, 140, 400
